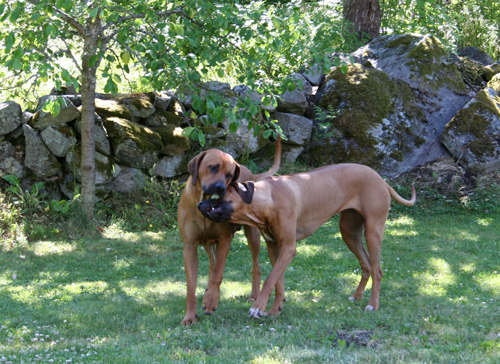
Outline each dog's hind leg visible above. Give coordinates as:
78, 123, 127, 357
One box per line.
244, 225, 262, 301
339, 209, 372, 303
363, 217, 386, 311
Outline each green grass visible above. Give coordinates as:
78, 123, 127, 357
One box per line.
1, 179, 500, 363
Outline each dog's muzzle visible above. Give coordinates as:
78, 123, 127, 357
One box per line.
197, 199, 233, 223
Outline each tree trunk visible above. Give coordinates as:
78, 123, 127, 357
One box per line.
79, 25, 100, 220
343, 0, 381, 42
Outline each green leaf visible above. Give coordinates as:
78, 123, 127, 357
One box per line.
0, 3, 5, 17
120, 51, 130, 65
89, 7, 99, 20
171, 24, 184, 36
61, 69, 71, 82
10, 6, 21, 23
217, 68, 224, 78
5, 33, 15, 51
249, 103, 259, 116
229, 122, 238, 134
2, 174, 20, 186
198, 131, 206, 147
12, 60, 22, 71
63, 0, 72, 12
340, 62, 349, 74
263, 129, 272, 139
181, 127, 194, 137
88, 55, 99, 68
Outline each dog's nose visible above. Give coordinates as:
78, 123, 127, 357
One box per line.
203, 182, 226, 198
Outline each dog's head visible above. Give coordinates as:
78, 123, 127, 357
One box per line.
197, 181, 255, 222
188, 149, 241, 201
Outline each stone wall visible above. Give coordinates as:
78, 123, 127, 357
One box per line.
1, 34, 499, 200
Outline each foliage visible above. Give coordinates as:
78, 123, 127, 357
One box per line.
381, 0, 500, 59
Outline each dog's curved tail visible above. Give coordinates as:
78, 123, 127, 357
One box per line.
253, 135, 282, 181
387, 183, 416, 206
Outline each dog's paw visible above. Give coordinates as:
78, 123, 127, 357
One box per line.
365, 305, 374, 312
249, 308, 267, 319
181, 314, 198, 326
348, 296, 355, 301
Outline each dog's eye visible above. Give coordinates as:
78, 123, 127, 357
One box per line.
225, 173, 232, 180
209, 165, 219, 173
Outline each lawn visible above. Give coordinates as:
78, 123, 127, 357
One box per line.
1, 184, 500, 363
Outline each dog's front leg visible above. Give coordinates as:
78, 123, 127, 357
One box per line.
202, 236, 232, 315
250, 241, 297, 318
181, 244, 199, 326
265, 241, 286, 316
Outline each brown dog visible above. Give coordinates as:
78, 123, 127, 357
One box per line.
178, 137, 281, 325
198, 163, 416, 318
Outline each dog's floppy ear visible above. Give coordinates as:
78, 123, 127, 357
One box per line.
231, 181, 254, 204
188, 151, 207, 186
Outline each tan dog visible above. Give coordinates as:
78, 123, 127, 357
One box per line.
198, 163, 416, 318
178, 137, 281, 326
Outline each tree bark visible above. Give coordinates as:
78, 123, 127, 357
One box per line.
79, 21, 100, 221
343, 0, 381, 42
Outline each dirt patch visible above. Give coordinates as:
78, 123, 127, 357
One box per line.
335, 330, 377, 348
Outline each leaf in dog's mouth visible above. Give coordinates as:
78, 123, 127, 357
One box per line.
211, 193, 220, 200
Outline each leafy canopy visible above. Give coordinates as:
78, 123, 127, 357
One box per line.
0, 0, 347, 143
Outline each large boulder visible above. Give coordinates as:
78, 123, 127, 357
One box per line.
309, 33, 471, 176
40, 124, 77, 157
440, 74, 500, 173
30, 96, 80, 131
0, 101, 22, 135
104, 117, 163, 169
23, 124, 61, 178
308, 64, 427, 173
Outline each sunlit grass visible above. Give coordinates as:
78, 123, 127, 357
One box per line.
1, 208, 499, 363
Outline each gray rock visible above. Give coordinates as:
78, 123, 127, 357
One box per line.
155, 90, 175, 111
0, 139, 16, 160
0, 157, 25, 179
276, 74, 309, 115
23, 124, 61, 178
41, 124, 77, 157
303, 64, 324, 86
0, 101, 22, 135
64, 148, 114, 185
31, 95, 80, 130
275, 112, 313, 145
440, 74, 500, 173
222, 116, 264, 157
458, 46, 495, 66
104, 117, 163, 169
73, 117, 111, 156
107, 166, 147, 193
152, 154, 185, 178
